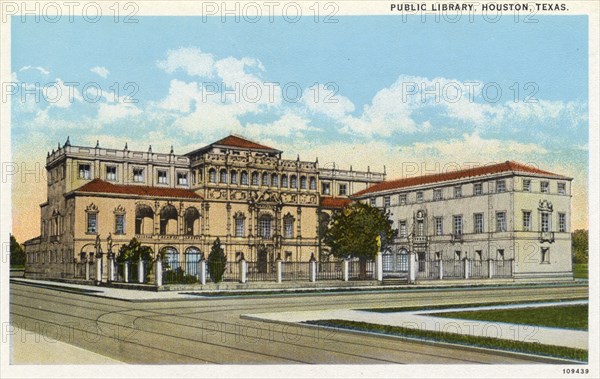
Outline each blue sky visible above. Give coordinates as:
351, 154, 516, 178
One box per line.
11, 15, 589, 238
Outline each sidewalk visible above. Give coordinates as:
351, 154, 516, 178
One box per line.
10, 326, 123, 365
243, 300, 588, 350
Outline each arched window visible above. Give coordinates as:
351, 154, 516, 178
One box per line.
135, 204, 154, 234
281, 174, 288, 188
290, 175, 297, 188
283, 214, 294, 238
159, 204, 178, 235
241, 171, 249, 185
230, 170, 238, 184
261, 172, 270, 186
309, 176, 317, 190
219, 169, 227, 183
185, 247, 202, 275
208, 168, 216, 183
184, 207, 200, 235
251, 171, 259, 186
300, 176, 307, 189
271, 174, 279, 187
161, 246, 179, 270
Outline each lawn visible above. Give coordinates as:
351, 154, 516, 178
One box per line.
433, 304, 588, 331
573, 263, 588, 279
306, 319, 588, 362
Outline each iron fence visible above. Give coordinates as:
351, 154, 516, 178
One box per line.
317, 261, 343, 281
470, 260, 489, 278
348, 260, 375, 280
247, 261, 277, 282
282, 261, 311, 281
493, 259, 513, 278
442, 259, 464, 278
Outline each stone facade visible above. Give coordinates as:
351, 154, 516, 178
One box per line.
23, 135, 384, 279
351, 161, 574, 280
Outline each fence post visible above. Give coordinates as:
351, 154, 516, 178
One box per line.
488, 259, 494, 279
199, 259, 206, 285
439, 258, 443, 280
239, 258, 247, 283
95, 253, 103, 285
464, 258, 470, 279
124, 261, 129, 283
375, 252, 383, 281
154, 259, 162, 287
408, 252, 416, 283
309, 255, 317, 282
276, 259, 282, 283
138, 257, 144, 283
343, 259, 349, 282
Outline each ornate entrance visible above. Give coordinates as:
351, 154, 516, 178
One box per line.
383, 248, 408, 277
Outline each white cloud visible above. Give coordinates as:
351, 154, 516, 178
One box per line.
19, 65, 50, 75
302, 84, 355, 119
90, 66, 109, 78
157, 79, 200, 113
41, 79, 83, 109
157, 47, 215, 77
246, 112, 320, 138
97, 102, 142, 123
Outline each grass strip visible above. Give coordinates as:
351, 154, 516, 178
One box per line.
434, 304, 588, 331
360, 297, 588, 313
306, 319, 588, 362
573, 264, 588, 279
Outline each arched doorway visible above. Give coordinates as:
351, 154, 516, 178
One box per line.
161, 246, 179, 270
185, 246, 202, 275
257, 245, 268, 273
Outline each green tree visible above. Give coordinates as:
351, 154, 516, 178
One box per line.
9, 234, 26, 267
116, 237, 153, 263
572, 229, 588, 264
323, 202, 395, 268
207, 237, 227, 283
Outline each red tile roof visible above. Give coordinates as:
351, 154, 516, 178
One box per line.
320, 197, 352, 209
213, 135, 278, 151
353, 161, 570, 197
74, 179, 202, 199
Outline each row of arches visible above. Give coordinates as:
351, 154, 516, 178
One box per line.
135, 204, 201, 235
208, 168, 317, 190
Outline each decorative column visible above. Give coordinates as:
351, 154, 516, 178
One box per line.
138, 256, 144, 283
439, 258, 444, 280
309, 254, 317, 282
239, 257, 247, 283
343, 259, 349, 282
488, 258, 494, 279
276, 257, 283, 283
154, 258, 162, 287
375, 251, 383, 281
464, 258, 470, 279
124, 261, 129, 283
199, 259, 207, 285
408, 252, 416, 283
95, 252, 103, 285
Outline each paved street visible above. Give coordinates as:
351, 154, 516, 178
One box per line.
9, 281, 587, 364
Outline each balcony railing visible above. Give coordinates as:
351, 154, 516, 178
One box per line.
413, 235, 428, 244
451, 233, 463, 242
539, 231, 555, 243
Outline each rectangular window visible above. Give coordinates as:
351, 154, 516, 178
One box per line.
231, 171, 238, 185
559, 213, 566, 233
79, 164, 91, 179
416, 191, 424, 203
541, 212, 550, 232
454, 186, 462, 198
434, 217, 443, 236
399, 221, 407, 238
177, 172, 188, 185
383, 196, 391, 208
133, 168, 144, 182
370, 198, 376, 207
474, 213, 484, 233
541, 247, 550, 263
433, 189, 442, 201
558, 182, 566, 195
541, 181, 549, 193
496, 212, 507, 232
235, 218, 245, 237
455, 251, 461, 260
476, 250, 483, 260
285, 251, 293, 262
523, 179, 531, 192
453, 215, 463, 237
496, 180, 506, 193
87, 213, 97, 234
115, 214, 125, 235
157, 170, 168, 184
259, 217, 272, 239
473, 183, 483, 195
106, 166, 117, 181
338, 184, 347, 196
322, 182, 331, 195
399, 194, 407, 205
523, 211, 531, 231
